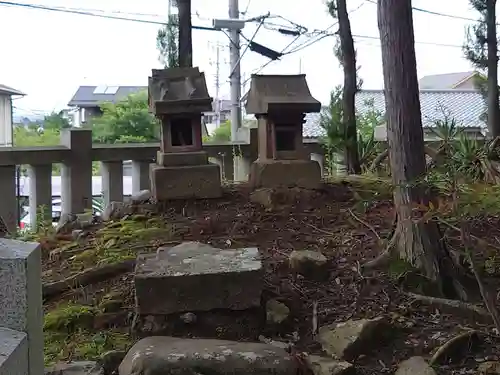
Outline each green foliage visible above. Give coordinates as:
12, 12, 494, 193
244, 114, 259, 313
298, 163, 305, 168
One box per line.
43, 111, 71, 130
320, 87, 383, 173
14, 126, 60, 146
157, 14, 179, 68
427, 115, 500, 183
463, 0, 489, 69
91, 90, 159, 144
211, 120, 231, 142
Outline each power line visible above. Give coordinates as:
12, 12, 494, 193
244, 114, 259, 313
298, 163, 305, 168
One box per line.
0, 1, 217, 30
365, 0, 480, 23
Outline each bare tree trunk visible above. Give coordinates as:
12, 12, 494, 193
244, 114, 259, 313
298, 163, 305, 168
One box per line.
337, 0, 361, 174
377, 0, 470, 300
177, 0, 193, 67
486, 0, 500, 137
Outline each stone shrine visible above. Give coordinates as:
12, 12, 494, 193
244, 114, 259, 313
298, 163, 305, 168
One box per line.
148, 67, 221, 200
245, 74, 322, 189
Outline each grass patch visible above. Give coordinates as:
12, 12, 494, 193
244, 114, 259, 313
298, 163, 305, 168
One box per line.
44, 329, 131, 366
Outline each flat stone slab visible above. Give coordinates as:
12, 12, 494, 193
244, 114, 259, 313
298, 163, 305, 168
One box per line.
0, 327, 28, 375
134, 242, 264, 314
119, 336, 296, 375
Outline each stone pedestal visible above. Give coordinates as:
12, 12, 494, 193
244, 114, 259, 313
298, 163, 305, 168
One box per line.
250, 159, 322, 189
133, 242, 265, 339
151, 150, 221, 200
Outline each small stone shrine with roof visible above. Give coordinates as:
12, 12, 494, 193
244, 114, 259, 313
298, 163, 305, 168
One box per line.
245, 74, 322, 189
148, 67, 221, 200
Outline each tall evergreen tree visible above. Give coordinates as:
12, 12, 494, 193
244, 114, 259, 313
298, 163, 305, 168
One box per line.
156, 13, 179, 68
327, 0, 361, 174
464, 0, 500, 136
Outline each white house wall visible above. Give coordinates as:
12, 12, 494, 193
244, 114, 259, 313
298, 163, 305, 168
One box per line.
0, 95, 12, 146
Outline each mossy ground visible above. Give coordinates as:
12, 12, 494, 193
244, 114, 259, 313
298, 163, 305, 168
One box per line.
29, 180, 500, 372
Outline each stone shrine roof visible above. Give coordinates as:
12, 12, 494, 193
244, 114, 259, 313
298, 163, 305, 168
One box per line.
245, 74, 321, 115
149, 67, 212, 115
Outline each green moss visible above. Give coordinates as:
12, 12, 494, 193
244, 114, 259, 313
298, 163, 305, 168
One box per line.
44, 303, 97, 332
74, 249, 98, 264
44, 330, 131, 366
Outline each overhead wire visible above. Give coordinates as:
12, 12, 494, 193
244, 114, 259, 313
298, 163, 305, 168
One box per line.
0, 0, 217, 30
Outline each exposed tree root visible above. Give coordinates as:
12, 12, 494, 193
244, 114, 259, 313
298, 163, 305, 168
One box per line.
430, 330, 480, 366
405, 292, 492, 323
43, 259, 136, 299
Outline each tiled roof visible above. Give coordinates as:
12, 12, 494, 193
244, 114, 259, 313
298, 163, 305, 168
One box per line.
418, 71, 476, 89
302, 89, 486, 138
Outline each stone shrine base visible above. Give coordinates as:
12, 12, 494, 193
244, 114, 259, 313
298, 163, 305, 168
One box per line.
150, 162, 221, 200
249, 159, 322, 189
133, 242, 265, 340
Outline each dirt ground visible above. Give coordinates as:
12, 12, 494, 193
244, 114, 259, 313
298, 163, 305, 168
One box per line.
40, 181, 500, 374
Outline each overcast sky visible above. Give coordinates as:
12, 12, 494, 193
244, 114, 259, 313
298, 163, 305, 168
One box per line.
0, 0, 479, 114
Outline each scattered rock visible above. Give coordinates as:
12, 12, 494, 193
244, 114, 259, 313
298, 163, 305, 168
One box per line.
98, 350, 127, 375
478, 361, 500, 374
395, 357, 436, 375
318, 317, 389, 360
118, 336, 297, 375
56, 213, 78, 234
306, 355, 354, 375
130, 189, 151, 203
266, 299, 290, 324
45, 360, 101, 375
289, 250, 328, 280
71, 229, 84, 240
179, 312, 197, 324
102, 201, 133, 222
250, 188, 275, 208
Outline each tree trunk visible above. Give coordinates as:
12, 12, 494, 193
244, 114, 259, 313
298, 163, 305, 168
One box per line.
177, 0, 193, 67
337, 0, 361, 174
486, 0, 500, 137
377, 0, 469, 300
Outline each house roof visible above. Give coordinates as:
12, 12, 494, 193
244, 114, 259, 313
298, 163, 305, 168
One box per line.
67, 85, 146, 107
68, 85, 232, 112
302, 89, 486, 138
0, 84, 25, 96
418, 71, 477, 89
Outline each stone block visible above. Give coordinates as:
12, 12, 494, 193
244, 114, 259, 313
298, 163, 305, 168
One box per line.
119, 336, 296, 375
0, 239, 43, 375
156, 150, 208, 167
249, 159, 322, 189
0, 327, 28, 375
149, 163, 221, 200
134, 242, 263, 315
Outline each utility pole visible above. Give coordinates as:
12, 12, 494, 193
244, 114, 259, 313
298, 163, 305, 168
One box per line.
213, 43, 222, 128
178, 0, 192, 67
228, 0, 242, 142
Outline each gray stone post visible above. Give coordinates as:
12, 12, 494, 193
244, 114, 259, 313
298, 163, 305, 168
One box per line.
101, 161, 124, 205
0, 239, 43, 375
233, 155, 251, 182
60, 129, 93, 215
131, 161, 150, 193
28, 164, 52, 229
